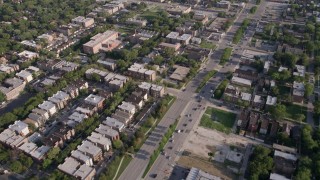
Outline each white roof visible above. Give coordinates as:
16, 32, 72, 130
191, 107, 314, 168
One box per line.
274, 150, 297, 161
270, 173, 290, 180
30, 145, 51, 160
104, 117, 125, 130
58, 157, 80, 175
231, 76, 252, 86
266, 96, 277, 105
0, 129, 15, 142
85, 94, 105, 106
139, 82, 152, 90
16, 70, 32, 78
69, 112, 88, 123
71, 150, 92, 164
278, 66, 288, 72
73, 164, 95, 180
293, 81, 305, 91
77, 140, 102, 157
253, 95, 263, 103
166, 32, 179, 39
9, 121, 29, 134
95, 124, 119, 138
186, 167, 221, 180
293, 65, 305, 77
38, 101, 56, 111
118, 101, 135, 112
18, 142, 38, 154
241, 92, 252, 101
87, 132, 111, 147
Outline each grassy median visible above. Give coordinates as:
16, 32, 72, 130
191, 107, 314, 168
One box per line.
196, 70, 217, 93
142, 119, 178, 178
219, 48, 233, 65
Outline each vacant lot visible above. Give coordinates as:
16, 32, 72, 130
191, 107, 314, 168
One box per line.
285, 103, 307, 122
200, 107, 236, 134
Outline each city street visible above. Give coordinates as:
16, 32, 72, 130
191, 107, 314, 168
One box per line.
119, 0, 268, 179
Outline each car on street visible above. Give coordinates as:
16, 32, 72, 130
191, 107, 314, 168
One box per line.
183, 124, 187, 127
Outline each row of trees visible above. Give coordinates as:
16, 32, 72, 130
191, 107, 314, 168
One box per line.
0, 0, 97, 54
294, 125, 320, 179
248, 145, 273, 180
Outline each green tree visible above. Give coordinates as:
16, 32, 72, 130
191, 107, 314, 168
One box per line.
113, 140, 123, 150
10, 161, 24, 173
270, 104, 287, 120
0, 91, 6, 102
304, 83, 314, 98
296, 114, 305, 122
47, 147, 60, 160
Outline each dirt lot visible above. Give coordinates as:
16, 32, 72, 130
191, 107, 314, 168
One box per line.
182, 126, 247, 158
177, 152, 237, 180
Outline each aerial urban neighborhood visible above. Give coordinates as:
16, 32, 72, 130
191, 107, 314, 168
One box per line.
0, 0, 319, 179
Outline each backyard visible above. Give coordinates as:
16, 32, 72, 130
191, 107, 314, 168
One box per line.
284, 103, 307, 122
200, 107, 236, 134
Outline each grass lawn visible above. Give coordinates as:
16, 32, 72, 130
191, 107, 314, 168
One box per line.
115, 155, 133, 179
200, 107, 236, 134
284, 104, 307, 121
200, 41, 216, 49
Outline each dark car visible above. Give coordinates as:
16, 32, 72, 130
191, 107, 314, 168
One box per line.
150, 174, 158, 178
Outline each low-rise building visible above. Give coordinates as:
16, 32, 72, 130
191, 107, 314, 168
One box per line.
292, 81, 305, 103
216, 0, 231, 9
71, 16, 95, 28
18, 142, 38, 154
0, 129, 27, 148
77, 140, 103, 162
266, 96, 277, 106
167, 6, 191, 15
0, 64, 19, 74
0, 78, 26, 100
29, 145, 51, 161
95, 124, 120, 141
293, 65, 305, 77
118, 101, 136, 115
38, 101, 57, 116
126, 18, 147, 27
103, 117, 125, 132
71, 150, 93, 166
16, 70, 33, 82
9, 121, 29, 136
17, 51, 39, 64
85, 68, 108, 79
166, 31, 192, 45
87, 132, 111, 151
83, 30, 120, 54
127, 63, 156, 81
84, 94, 105, 110
253, 95, 265, 110
58, 157, 81, 176
231, 76, 252, 87
159, 42, 181, 52
151, 84, 165, 98
97, 59, 116, 71
73, 164, 96, 180
170, 65, 190, 82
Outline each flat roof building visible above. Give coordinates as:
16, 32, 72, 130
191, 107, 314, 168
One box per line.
87, 132, 111, 151
71, 150, 93, 166
83, 30, 119, 54
231, 76, 252, 87
77, 140, 103, 162
103, 117, 125, 132
58, 157, 81, 176
9, 120, 29, 136
94, 124, 120, 141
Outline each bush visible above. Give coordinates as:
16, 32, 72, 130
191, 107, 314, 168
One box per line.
214, 80, 228, 99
